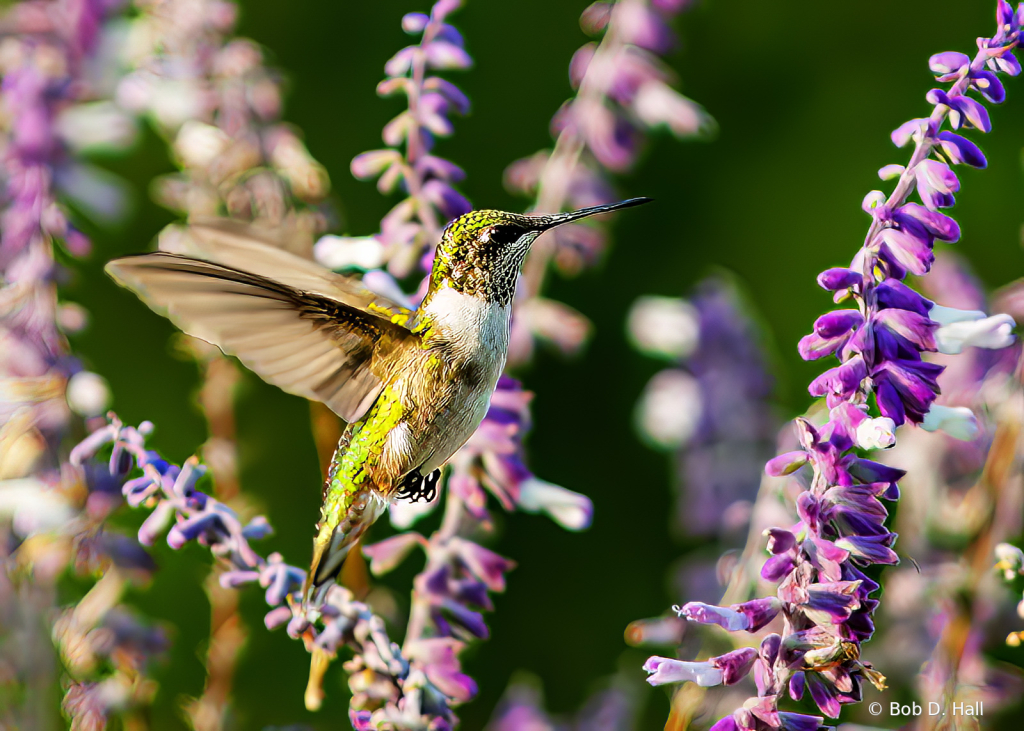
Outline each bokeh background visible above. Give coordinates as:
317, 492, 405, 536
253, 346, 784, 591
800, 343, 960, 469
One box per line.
63, 0, 1024, 728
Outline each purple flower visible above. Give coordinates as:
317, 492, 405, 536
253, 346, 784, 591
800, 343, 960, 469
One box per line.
647, 4, 1024, 727
338, 0, 472, 279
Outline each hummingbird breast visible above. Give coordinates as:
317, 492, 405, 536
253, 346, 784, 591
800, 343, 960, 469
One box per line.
326, 285, 510, 502
401, 285, 511, 474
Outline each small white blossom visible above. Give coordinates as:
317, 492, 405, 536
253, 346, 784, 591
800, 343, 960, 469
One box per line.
314, 235, 385, 271
0, 479, 76, 536
174, 120, 230, 168
627, 296, 699, 360
636, 370, 702, 449
921, 404, 979, 441
66, 371, 111, 418
389, 498, 438, 530
929, 306, 1016, 354
995, 542, 1024, 580
855, 416, 897, 450
643, 657, 723, 687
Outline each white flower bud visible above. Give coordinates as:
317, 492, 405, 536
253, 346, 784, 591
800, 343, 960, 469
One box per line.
996, 542, 1024, 580
929, 306, 1016, 354
518, 478, 592, 531
388, 499, 437, 530
636, 370, 702, 449
174, 120, 230, 168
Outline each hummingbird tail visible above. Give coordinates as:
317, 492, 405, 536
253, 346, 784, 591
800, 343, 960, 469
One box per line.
303, 493, 388, 608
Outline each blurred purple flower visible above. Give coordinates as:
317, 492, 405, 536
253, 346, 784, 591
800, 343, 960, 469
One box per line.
71, 416, 456, 730
630, 277, 778, 539
506, 0, 713, 365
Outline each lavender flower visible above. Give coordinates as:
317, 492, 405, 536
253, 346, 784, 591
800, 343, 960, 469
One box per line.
337, 0, 471, 279
73, 416, 459, 729
505, 0, 712, 365
115, 4, 340, 723
364, 376, 592, 719
310, 3, 594, 720
630, 277, 778, 540
644, 4, 1023, 726
0, 2, 151, 727
119, 0, 330, 239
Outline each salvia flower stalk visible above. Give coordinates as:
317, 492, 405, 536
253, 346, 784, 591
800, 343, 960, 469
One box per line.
116, 2, 337, 724
71, 416, 461, 730
0, 1, 159, 727
865, 255, 1024, 721
335, 0, 471, 279
119, 0, 330, 240
361, 375, 592, 725
504, 0, 712, 365
643, 4, 1022, 728
878, 298, 1018, 715
629, 276, 778, 540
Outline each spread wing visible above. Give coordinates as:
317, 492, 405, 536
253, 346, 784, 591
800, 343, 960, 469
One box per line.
160, 219, 411, 320
106, 252, 415, 423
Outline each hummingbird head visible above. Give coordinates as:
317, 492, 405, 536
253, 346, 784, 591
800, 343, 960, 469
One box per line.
428, 197, 651, 306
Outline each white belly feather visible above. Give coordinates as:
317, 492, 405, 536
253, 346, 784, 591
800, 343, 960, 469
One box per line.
414, 285, 510, 473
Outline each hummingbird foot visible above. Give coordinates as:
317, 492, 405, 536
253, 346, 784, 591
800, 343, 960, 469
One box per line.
395, 468, 441, 503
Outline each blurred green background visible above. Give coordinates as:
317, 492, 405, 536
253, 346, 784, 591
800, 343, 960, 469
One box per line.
64, 0, 1024, 728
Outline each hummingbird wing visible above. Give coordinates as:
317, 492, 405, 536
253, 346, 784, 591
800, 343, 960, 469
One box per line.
105, 252, 415, 423
162, 218, 411, 319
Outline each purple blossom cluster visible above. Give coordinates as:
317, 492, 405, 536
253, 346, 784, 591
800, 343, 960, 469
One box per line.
119, 0, 331, 247
328, 0, 472, 280
506, 0, 712, 364
859, 255, 1021, 705
362, 375, 592, 725
0, 1, 155, 727
867, 257, 1023, 717
310, 2, 595, 719
629, 277, 778, 541
115, 3, 341, 722
643, 3, 1022, 728
71, 416, 461, 729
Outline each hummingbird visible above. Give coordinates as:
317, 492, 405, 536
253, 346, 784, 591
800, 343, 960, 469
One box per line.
105, 198, 650, 608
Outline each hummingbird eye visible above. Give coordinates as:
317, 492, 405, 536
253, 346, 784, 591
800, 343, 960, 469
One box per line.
484, 225, 524, 248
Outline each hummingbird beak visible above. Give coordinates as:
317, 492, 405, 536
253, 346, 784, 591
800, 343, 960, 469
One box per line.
532, 197, 653, 230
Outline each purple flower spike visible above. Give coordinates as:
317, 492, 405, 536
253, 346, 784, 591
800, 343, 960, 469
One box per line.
340, 0, 474, 279
655, 6, 1024, 728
